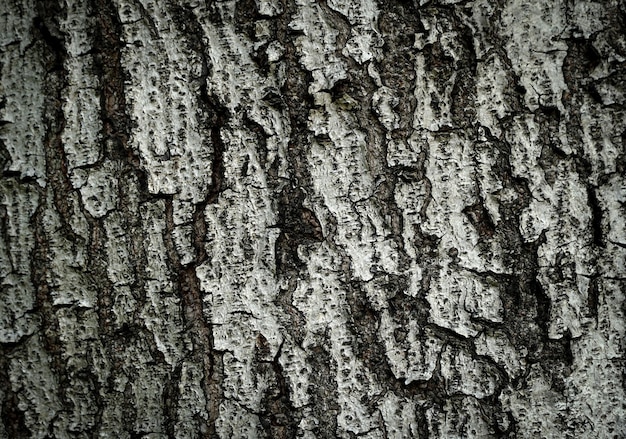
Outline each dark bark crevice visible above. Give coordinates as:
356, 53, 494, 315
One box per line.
92, 0, 138, 167
27, 3, 79, 430
0, 359, 30, 438
256, 340, 301, 439
307, 339, 341, 437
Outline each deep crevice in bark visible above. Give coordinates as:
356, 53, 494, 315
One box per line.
29, 3, 78, 429
0, 360, 30, 438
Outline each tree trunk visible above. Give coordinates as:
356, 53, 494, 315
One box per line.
1, 0, 624, 437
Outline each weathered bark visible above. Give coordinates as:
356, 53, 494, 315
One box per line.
1, 0, 625, 437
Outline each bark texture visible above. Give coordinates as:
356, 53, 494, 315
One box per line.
1, 0, 625, 437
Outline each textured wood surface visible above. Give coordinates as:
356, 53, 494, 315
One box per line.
1, 0, 624, 437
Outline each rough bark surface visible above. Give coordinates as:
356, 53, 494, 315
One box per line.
1, 0, 625, 437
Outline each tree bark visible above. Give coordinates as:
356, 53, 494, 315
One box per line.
1, 0, 625, 437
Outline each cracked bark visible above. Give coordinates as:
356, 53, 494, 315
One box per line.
1, 0, 625, 438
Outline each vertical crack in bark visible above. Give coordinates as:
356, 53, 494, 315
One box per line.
92, 0, 137, 165
587, 186, 604, 247
256, 340, 300, 439
373, 3, 452, 430
270, 1, 337, 433
29, 1, 72, 428
202, 93, 227, 206
167, 5, 232, 435
496, 137, 574, 387
180, 264, 220, 438
0, 349, 30, 437
274, 186, 324, 273
88, 2, 147, 435
157, 195, 183, 435
90, 0, 121, 346
90, 0, 170, 434
32, 9, 79, 244
586, 274, 600, 320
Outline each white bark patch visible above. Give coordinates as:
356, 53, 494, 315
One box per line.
379, 311, 443, 383
175, 361, 208, 438
427, 268, 482, 338
564, 330, 626, 437
427, 397, 494, 438
61, 0, 102, 174
0, 181, 39, 343
140, 200, 185, 366
117, 0, 212, 202
8, 336, 62, 439
372, 86, 400, 131
599, 175, 626, 246
475, 54, 512, 138
294, 243, 383, 436
56, 308, 106, 432
279, 340, 313, 408
500, 364, 567, 438
378, 392, 420, 438
0, 0, 46, 185
571, 1, 610, 39
327, 0, 382, 64
41, 190, 94, 308
78, 160, 120, 218
197, 181, 282, 430
509, 114, 597, 339
501, 0, 568, 111
290, 0, 348, 93
475, 330, 526, 379
418, 132, 507, 337
105, 212, 136, 287
440, 345, 499, 398
257, 0, 283, 17
132, 364, 167, 434
215, 399, 263, 439
308, 95, 399, 281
